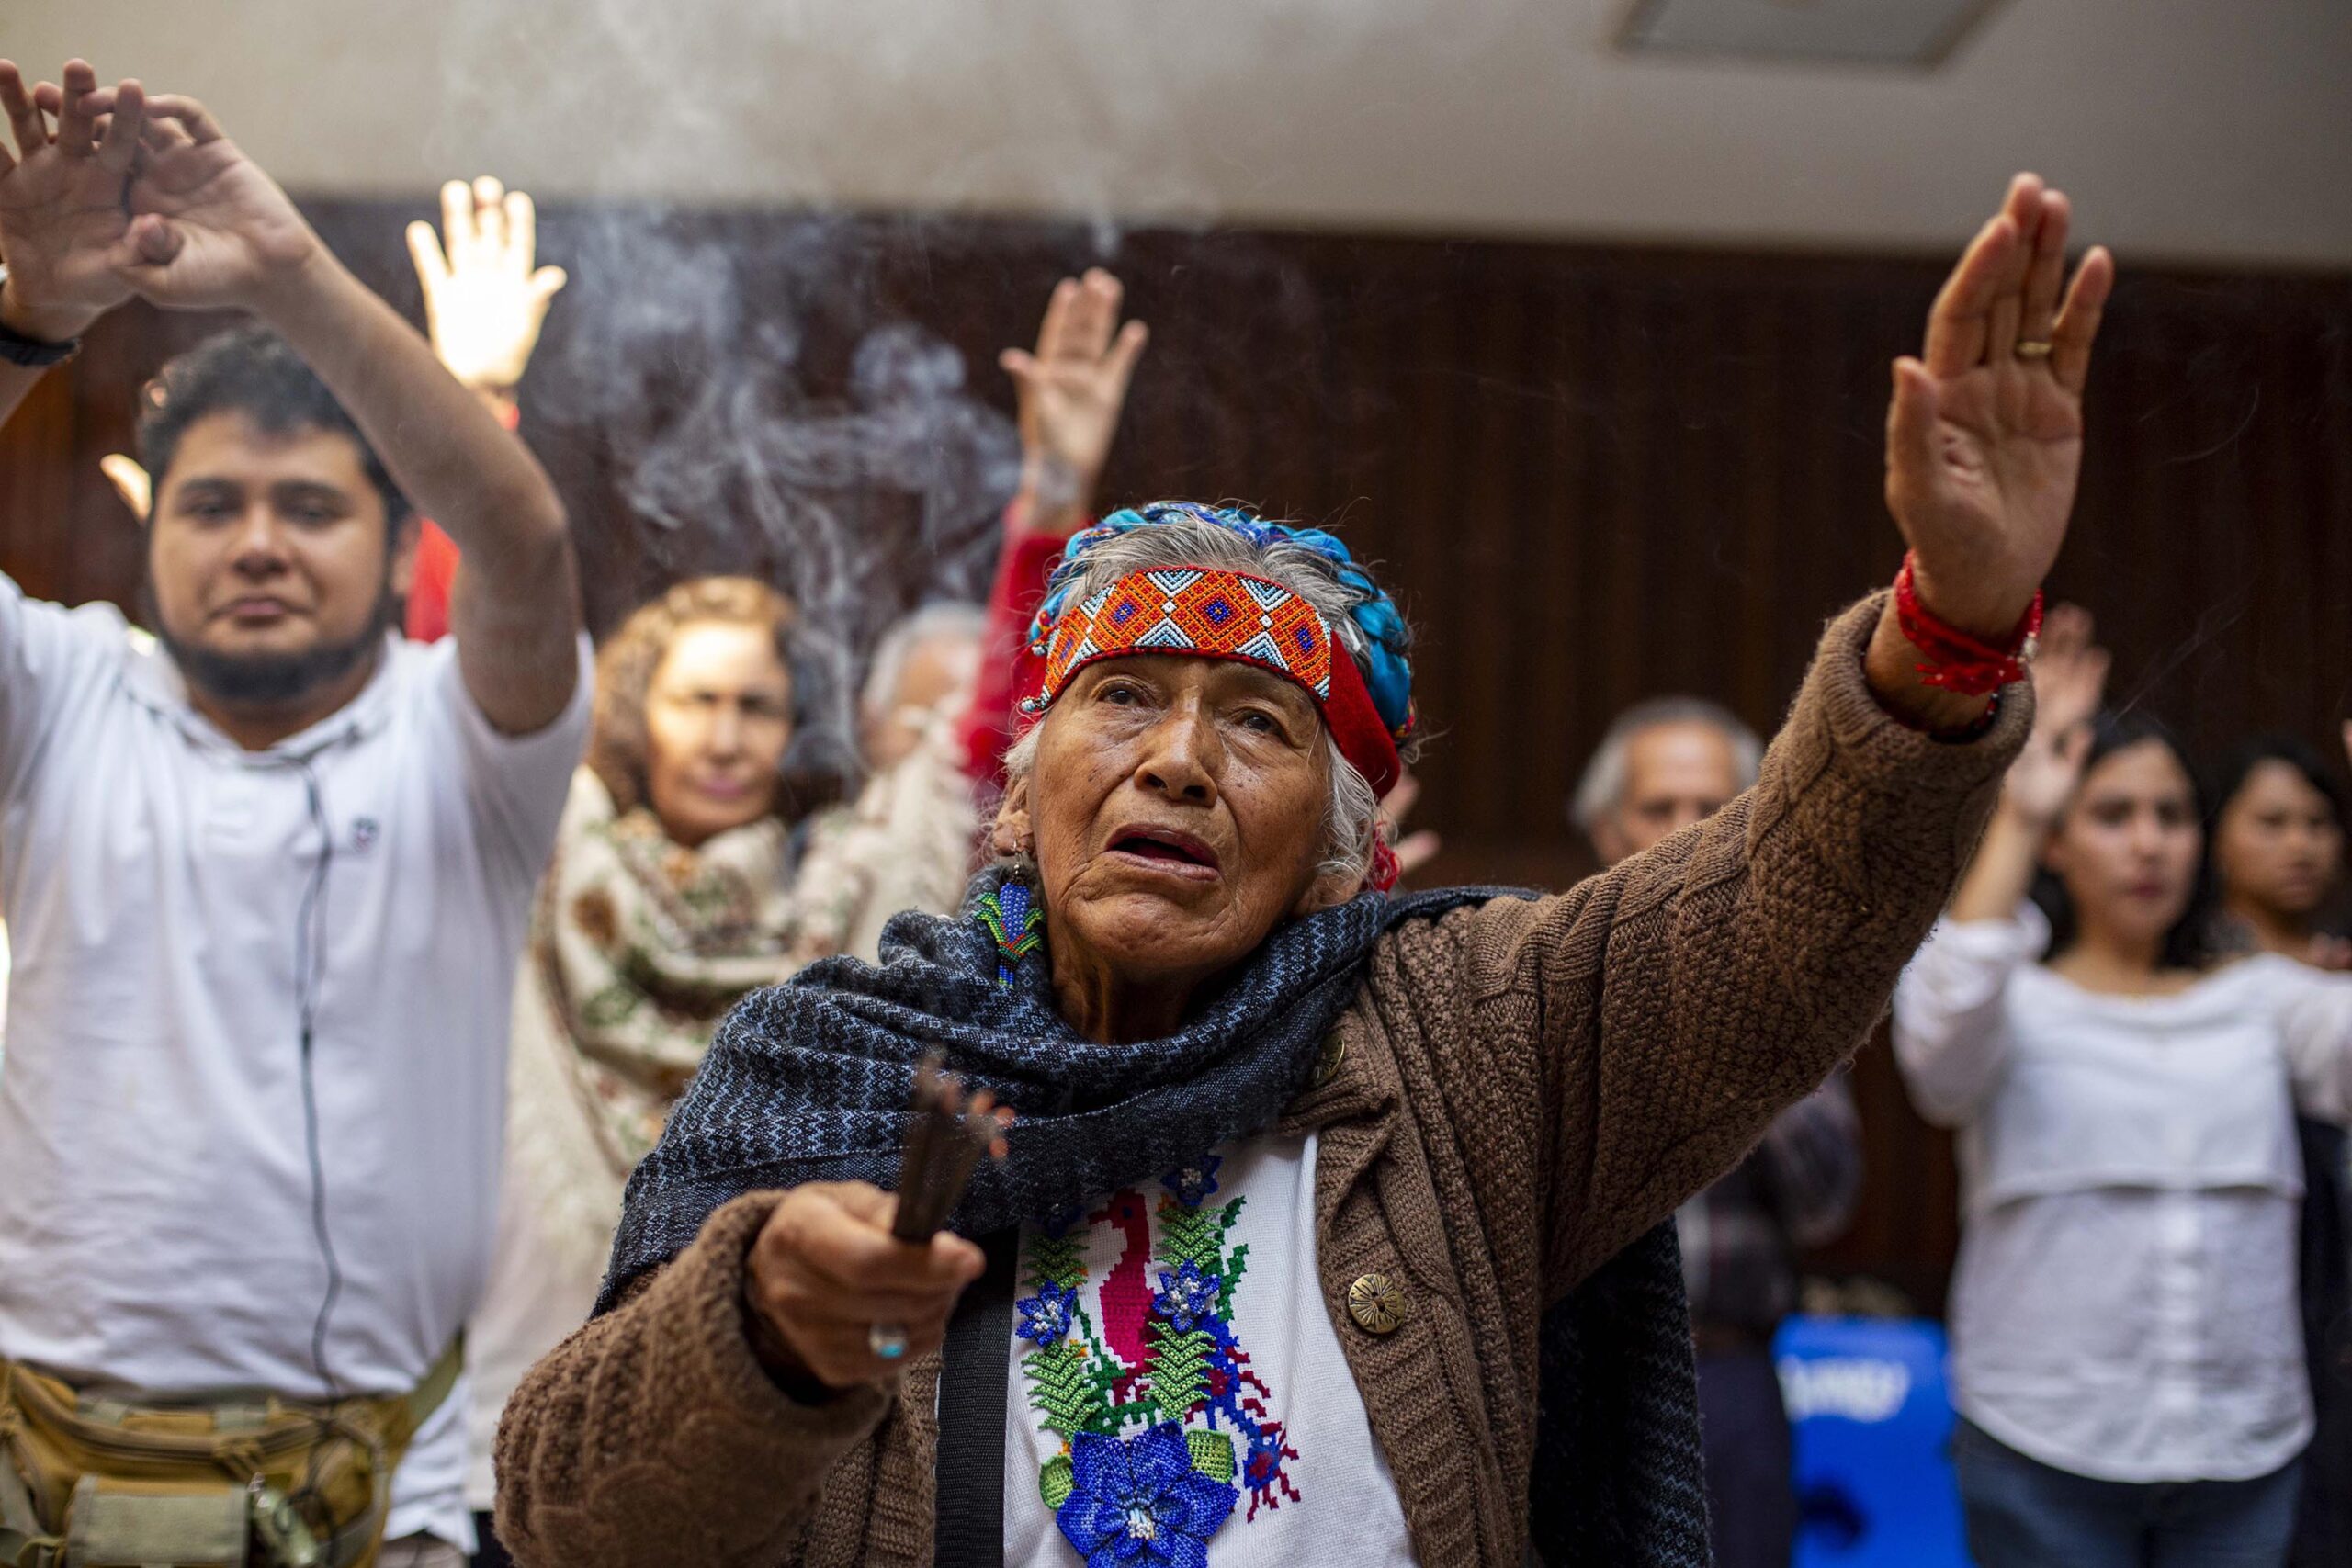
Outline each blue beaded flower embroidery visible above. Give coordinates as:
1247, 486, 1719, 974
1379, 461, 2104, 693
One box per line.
1017, 1281, 1080, 1348
1056, 1424, 1238, 1568
1159, 1156, 1222, 1210
1151, 1261, 1222, 1335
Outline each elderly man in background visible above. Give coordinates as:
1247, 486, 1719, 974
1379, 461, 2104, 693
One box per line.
1561, 697, 1864, 1568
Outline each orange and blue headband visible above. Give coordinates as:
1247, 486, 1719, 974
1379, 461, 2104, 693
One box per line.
1019, 563, 1404, 800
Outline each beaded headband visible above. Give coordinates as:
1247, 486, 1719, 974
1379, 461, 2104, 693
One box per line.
1019, 563, 1403, 801
1040, 566, 1332, 703
1032, 502, 1417, 749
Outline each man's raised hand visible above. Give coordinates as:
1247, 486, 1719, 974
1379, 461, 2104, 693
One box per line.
104, 92, 321, 312
0, 60, 145, 342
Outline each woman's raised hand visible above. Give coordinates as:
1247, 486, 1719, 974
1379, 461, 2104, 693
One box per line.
1887, 175, 2113, 641
1001, 268, 1148, 530
406, 176, 567, 393
742, 1181, 983, 1392
2002, 603, 2108, 830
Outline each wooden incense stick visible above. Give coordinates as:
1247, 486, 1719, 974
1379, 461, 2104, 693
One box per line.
890, 1052, 1006, 1244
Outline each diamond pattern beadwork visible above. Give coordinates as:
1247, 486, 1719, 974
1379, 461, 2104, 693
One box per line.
1040, 567, 1333, 707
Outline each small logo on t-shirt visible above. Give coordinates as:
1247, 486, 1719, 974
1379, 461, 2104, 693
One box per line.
349, 817, 381, 854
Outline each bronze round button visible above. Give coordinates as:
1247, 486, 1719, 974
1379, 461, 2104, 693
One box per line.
1347, 1272, 1407, 1335
1313, 1032, 1346, 1088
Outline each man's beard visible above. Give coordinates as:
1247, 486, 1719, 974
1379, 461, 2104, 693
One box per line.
151, 591, 397, 712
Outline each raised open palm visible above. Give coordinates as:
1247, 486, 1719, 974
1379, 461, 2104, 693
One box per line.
407, 175, 567, 390
0, 61, 142, 333
1887, 175, 2114, 639
1000, 268, 1148, 487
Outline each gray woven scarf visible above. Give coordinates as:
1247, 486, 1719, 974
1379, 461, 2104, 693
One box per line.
601, 866, 1492, 1308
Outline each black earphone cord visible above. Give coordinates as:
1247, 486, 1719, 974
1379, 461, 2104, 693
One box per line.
292, 759, 345, 1408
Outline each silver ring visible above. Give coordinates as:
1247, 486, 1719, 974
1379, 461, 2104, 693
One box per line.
867, 1321, 910, 1361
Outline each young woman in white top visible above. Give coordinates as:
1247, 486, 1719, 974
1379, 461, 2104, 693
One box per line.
1894, 608, 2352, 1568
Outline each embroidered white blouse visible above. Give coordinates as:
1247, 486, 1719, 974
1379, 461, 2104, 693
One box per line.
1893, 904, 2352, 1483
1001, 1132, 1419, 1566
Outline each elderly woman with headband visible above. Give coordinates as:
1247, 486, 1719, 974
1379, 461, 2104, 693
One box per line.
496, 175, 2108, 1568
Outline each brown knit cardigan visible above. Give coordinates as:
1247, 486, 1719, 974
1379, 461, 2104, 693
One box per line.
494, 594, 2028, 1567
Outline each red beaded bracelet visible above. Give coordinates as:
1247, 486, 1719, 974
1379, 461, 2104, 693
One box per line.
1894, 554, 2042, 696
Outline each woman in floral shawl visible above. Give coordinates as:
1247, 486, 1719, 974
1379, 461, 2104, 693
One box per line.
462, 574, 983, 1547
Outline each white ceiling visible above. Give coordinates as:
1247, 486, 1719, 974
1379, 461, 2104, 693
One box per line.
17, 0, 2352, 265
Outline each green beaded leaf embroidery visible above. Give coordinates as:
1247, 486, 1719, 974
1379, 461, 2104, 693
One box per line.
1186, 1428, 1236, 1484
1039, 1453, 1076, 1509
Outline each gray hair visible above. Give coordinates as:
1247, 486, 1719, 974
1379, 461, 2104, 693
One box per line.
1000, 513, 1404, 884
861, 600, 989, 718
1568, 696, 1762, 834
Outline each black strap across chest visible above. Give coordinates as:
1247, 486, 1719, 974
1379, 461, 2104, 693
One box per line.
933, 1227, 1021, 1566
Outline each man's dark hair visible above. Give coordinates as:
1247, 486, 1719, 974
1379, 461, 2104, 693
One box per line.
134, 325, 411, 527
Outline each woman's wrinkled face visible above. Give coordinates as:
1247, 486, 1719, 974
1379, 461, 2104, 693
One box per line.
2215, 761, 2344, 920
643, 620, 794, 848
2044, 739, 2203, 947
1001, 655, 1351, 990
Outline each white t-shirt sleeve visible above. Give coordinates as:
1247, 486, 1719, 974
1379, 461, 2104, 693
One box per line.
1892, 904, 2045, 1127
2270, 959, 2352, 1124
426, 633, 594, 889
0, 571, 129, 807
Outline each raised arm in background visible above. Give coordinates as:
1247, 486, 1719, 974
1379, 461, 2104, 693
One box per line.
963, 268, 1149, 783
1948, 602, 2111, 921
399, 175, 570, 642
407, 175, 568, 419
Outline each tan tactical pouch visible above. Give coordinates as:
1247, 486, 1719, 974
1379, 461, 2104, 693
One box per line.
0, 1340, 459, 1568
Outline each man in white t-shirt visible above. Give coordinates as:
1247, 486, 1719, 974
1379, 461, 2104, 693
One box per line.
0, 60, 588, 1566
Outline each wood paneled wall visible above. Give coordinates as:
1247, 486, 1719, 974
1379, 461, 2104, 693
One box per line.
6, 200, 2348, 1308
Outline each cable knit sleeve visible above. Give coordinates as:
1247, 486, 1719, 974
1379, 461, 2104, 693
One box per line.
1424, 592, 2030, 1300
493, 1192, 892, 1568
